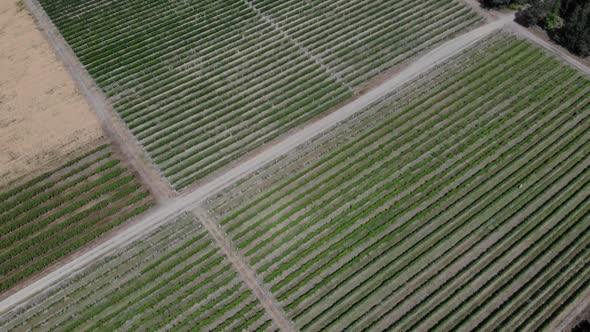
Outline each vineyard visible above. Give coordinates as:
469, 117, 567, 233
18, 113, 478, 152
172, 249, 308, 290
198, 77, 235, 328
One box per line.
6, 0, 590, 328
206, 33, 590, 331
0, 213, 275, 331
37, 0, 482, 189
0, 143, 154, 294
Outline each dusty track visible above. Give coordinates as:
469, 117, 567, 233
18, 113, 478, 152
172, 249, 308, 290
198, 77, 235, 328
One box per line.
240, 0, 352, 91
23, 0, 174, 200
0, 13, 514, 315
193, 208, 297, 332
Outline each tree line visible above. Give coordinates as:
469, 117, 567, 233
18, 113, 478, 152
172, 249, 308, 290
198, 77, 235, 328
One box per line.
482, 0, 590, 57
571, 319, 590, 332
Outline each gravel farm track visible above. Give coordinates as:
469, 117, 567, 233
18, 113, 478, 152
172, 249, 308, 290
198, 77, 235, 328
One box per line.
2, 0, 590, 330
193, 208, 297, 332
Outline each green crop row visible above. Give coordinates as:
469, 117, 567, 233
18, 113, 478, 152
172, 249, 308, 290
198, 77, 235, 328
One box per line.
219, 35, 524, 233
300, 70, 590, 330
389, 134, 590, 332
330, 78, 590, 330
463, 183, 590, 331
0, 144, 154, 294
0, 215, 268, 332
234, 40, 542, 268
281, 75, 574, 318
201, 35, 590, 331
0, 164, 125, 235
0, 144, 109, 207
37, 0, 482, 188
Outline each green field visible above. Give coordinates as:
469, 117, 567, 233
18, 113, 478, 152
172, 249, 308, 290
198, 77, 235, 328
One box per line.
204, 33, 590, 331
0, 143, 154, 293
38, 0, 482, 189
0, 213, 276, 331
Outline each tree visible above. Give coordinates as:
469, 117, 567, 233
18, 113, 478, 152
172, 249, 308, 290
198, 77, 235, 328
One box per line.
572, 320, 590, 332
481, 0, 590, 56
514, 0, 553, 26
556, 1, 590, 55
544, 0, 564, 30
515, 8, 539, 26
481, 0, 527, 7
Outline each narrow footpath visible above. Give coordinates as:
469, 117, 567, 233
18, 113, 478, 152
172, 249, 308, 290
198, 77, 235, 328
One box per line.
193, 208, 297, 332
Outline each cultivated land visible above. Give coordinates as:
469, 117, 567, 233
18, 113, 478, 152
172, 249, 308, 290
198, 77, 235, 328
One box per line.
0, 142, 154, 294
0, 15, 512, 317
0, 0, 157, 297
36, 0, 482, 189
204, 33, 590, 331
0, 213, 276, 332
3, 0, 590, 329
0, 0, 102, 185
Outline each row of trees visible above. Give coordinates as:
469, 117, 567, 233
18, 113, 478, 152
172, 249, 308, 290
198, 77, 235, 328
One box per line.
482, 0, 590, 57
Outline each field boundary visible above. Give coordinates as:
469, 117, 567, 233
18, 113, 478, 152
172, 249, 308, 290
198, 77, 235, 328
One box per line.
193, 208, 297, 331
23, 0, 175, 201
241, 0, 353, 91
0, 13, 511, 316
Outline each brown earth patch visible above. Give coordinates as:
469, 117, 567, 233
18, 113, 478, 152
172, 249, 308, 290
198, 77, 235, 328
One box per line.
0, 0, 102, 186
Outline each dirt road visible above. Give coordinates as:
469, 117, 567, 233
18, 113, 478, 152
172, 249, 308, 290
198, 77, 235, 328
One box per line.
193, 208, 297, 332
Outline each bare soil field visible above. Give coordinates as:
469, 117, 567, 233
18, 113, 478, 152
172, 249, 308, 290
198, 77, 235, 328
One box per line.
0, 0, 102, 186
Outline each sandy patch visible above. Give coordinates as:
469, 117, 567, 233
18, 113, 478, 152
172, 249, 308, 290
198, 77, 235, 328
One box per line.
0, 0, 102, 186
